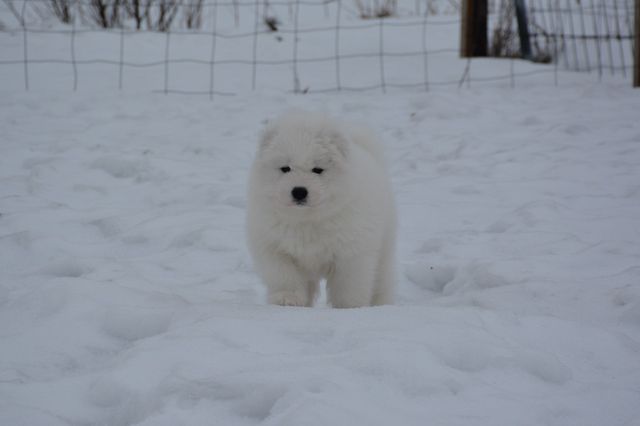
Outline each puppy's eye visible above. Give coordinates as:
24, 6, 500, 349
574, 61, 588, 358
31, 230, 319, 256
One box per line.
280, 166, 291, 173
311, 167, 324, 175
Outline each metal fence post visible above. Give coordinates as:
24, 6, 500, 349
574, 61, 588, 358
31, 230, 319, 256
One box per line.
634, 0, 639, 87
460, 0, 488, 57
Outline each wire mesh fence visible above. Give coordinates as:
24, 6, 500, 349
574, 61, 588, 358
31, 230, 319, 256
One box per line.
0, 0, 636, 96
523, 0, 635, 77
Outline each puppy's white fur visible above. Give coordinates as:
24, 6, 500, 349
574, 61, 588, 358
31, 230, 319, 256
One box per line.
247, 111, 396, 308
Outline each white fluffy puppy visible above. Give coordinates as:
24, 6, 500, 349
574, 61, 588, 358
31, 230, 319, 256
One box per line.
247, 111, 396, 308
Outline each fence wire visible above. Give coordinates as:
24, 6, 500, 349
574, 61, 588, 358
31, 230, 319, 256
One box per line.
0, 0, 636, 96
522, 0, 636, 77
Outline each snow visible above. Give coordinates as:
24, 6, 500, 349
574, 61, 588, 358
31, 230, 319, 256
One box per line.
2, 83, 639, 426
2, 2, 640, 425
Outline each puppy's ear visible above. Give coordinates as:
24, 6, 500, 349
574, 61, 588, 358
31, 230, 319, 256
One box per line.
259, 124, 277, 151
324, 129, 350, 159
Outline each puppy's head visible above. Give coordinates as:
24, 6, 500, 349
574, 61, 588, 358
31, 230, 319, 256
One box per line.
251, 112, 351, 220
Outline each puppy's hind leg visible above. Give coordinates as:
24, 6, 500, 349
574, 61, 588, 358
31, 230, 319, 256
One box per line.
371, 235, 396, 306
327, 256, 376, 308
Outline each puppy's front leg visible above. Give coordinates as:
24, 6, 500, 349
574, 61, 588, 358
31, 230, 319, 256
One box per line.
256, 250, 316, 307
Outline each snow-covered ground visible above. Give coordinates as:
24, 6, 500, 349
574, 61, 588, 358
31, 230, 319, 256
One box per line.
2, 1, 640, 425
2, 82, 640, 426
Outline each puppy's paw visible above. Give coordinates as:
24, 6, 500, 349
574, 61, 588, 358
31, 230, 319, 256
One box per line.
268, 290, 308, 307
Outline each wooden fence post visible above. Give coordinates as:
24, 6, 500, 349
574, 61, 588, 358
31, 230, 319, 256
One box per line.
634, 0, 639, 87
514, 0, 532, 60
460, 0, 488, 57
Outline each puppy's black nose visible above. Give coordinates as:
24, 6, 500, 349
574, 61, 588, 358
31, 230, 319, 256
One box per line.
291, 187, 308, 202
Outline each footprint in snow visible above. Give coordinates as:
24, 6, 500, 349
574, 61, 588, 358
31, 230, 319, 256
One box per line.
91, 156, 164, 183
41, 262, 90, 278
485, 219, 512, 234
405, 263, 509, 295
405, 263, 456, 293
101, 307, 172, 342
